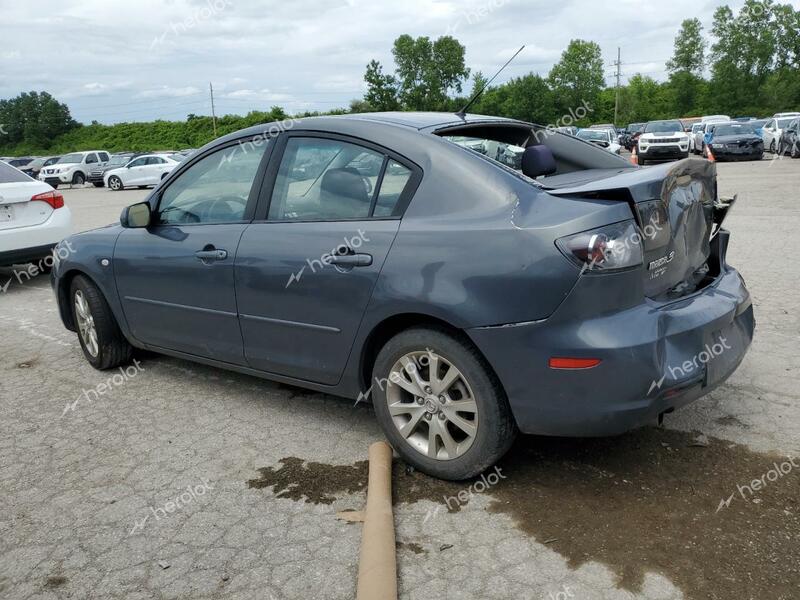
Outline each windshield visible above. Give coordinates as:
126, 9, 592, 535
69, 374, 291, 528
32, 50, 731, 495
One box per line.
777, 118, 793, 128
644, 121, 683, 133
107, 156, 131, 166
629, 123, 645, 133
58, 153, 84, 164
577, 129, 608, 141
714, 124, 756, 136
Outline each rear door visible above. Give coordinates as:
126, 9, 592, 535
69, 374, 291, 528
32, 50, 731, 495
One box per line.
113, 138, 272, 364
235, 133, 421, 385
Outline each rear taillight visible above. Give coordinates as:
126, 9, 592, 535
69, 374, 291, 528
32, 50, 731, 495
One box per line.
549, 357, 602, 369
31, 190, 64, 209
556, 220, 643, 273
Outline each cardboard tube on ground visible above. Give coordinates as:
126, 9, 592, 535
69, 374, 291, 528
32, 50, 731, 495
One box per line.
356, 441, 397, 600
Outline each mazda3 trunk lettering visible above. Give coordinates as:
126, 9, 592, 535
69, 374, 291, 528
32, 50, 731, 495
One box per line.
51, 112, 754, 480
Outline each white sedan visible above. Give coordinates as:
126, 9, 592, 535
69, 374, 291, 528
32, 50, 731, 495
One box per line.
576, 128, 621, 154
104, 154, 182, 191
0, 160, 72, 269
762, 117, 796, 154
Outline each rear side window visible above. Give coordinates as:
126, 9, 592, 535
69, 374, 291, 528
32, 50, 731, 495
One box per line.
99, 152, 110, 162
269, 137, 407, 221
0, 162, 31, 183
374, 161, 412, 217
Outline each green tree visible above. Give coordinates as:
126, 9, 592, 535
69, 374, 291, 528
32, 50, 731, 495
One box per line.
392, 35, 470, 110
0, 91, 77, 149
363, 59, 399, 111
667, 18, 706, 75
547, 40, 605, 117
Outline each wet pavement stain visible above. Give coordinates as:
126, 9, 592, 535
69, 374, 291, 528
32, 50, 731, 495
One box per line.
489, 428, 799, 600
249, 428, 798, 599
44, 575, 67, 588
247, 456, 464, 508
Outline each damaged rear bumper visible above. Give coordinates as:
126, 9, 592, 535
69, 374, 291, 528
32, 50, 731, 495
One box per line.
467, 229, 754, 437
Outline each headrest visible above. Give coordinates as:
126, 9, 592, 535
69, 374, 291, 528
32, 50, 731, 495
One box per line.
320, 168, 369, 203
521, 145, 557, 178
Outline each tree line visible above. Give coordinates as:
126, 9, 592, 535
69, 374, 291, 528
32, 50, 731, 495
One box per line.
1, 0, 797, 156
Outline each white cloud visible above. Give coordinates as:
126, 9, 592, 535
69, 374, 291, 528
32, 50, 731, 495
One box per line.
2, 0, 786, 124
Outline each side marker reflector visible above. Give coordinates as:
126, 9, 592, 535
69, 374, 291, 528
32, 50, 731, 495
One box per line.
549, 357, 602, 369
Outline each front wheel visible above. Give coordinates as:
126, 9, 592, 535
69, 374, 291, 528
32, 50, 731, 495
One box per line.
70, 275, 134, 369
108, 176, 123, 191
371, 327, 517, 480
72, 172, 85, 186
769, 140, 777, 153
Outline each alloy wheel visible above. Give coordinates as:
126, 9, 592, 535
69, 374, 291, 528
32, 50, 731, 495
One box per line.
385, 350, 478, 460
74, 290, 99, 357
109, 177, 121, 191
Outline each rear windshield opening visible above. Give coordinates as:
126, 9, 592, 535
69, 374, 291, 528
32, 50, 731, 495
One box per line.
436, 122, 632, 182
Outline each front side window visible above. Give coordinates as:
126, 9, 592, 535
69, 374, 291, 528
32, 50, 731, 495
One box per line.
157, 141, 268, 225
128, 157, 147, 168
269, 137, 386, 221
85, 153, 98, 164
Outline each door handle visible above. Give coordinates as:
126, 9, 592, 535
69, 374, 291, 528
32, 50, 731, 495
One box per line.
195, 248, 228, 262
329, 253, 372, 267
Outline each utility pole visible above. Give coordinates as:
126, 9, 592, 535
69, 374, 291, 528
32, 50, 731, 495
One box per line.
613, 47, 621, 126
209, 82, 218, 136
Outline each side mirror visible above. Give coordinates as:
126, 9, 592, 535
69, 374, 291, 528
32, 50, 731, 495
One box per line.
120, 202, 152, 228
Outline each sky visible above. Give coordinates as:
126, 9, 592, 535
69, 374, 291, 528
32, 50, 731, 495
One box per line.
0, 0, 788, 124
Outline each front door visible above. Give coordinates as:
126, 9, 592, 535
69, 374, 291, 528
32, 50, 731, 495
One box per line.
236, 134, 418, 385
114, 138, 271, 364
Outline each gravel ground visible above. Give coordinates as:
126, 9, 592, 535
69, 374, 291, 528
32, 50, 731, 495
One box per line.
1, 155, 798, 600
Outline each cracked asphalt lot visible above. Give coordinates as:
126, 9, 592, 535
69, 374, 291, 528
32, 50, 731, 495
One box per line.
1, 156, 799, 600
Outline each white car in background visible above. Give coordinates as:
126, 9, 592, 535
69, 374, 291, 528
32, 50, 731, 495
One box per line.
576, 128, 621, 154
104, 154, 182, 191
0, 160, 72, 269
689, 123, 705, 153
38, 151, 110, 188
762, 117, 796, 153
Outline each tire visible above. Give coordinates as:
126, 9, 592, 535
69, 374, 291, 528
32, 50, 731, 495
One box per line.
769, 140, 776, 154
791, 143, 800, 159
638, 157, 646, 166
72, 172, 85, 186
371, 326, 517, 480
92, 182, 104, 188
70, 275, 133, 370
108, 176, 123, 191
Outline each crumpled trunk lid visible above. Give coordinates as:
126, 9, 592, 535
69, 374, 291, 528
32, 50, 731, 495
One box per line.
543, 158, 720, 299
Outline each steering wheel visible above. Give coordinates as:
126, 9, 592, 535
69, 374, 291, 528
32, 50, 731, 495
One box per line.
204, 195, 248, 220
361, 176, 373, 195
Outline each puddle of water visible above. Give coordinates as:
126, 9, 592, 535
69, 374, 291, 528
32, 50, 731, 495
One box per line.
248, 428, 799, 599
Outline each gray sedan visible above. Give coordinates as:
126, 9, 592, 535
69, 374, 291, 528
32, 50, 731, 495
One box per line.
51, 112, 754, 480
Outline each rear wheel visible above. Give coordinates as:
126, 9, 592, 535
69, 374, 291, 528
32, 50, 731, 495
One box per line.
371, 327, 517, 480
70, 275, 133, 370
791, 143, 800, 159
72, 172, 85, 186
769, 140, 777, 154
108, 176, 123, 191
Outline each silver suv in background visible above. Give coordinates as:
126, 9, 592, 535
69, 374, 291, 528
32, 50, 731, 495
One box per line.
38, 151, 110, 188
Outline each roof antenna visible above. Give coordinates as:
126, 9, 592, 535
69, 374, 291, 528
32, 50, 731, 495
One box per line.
457, 45, 525, 118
